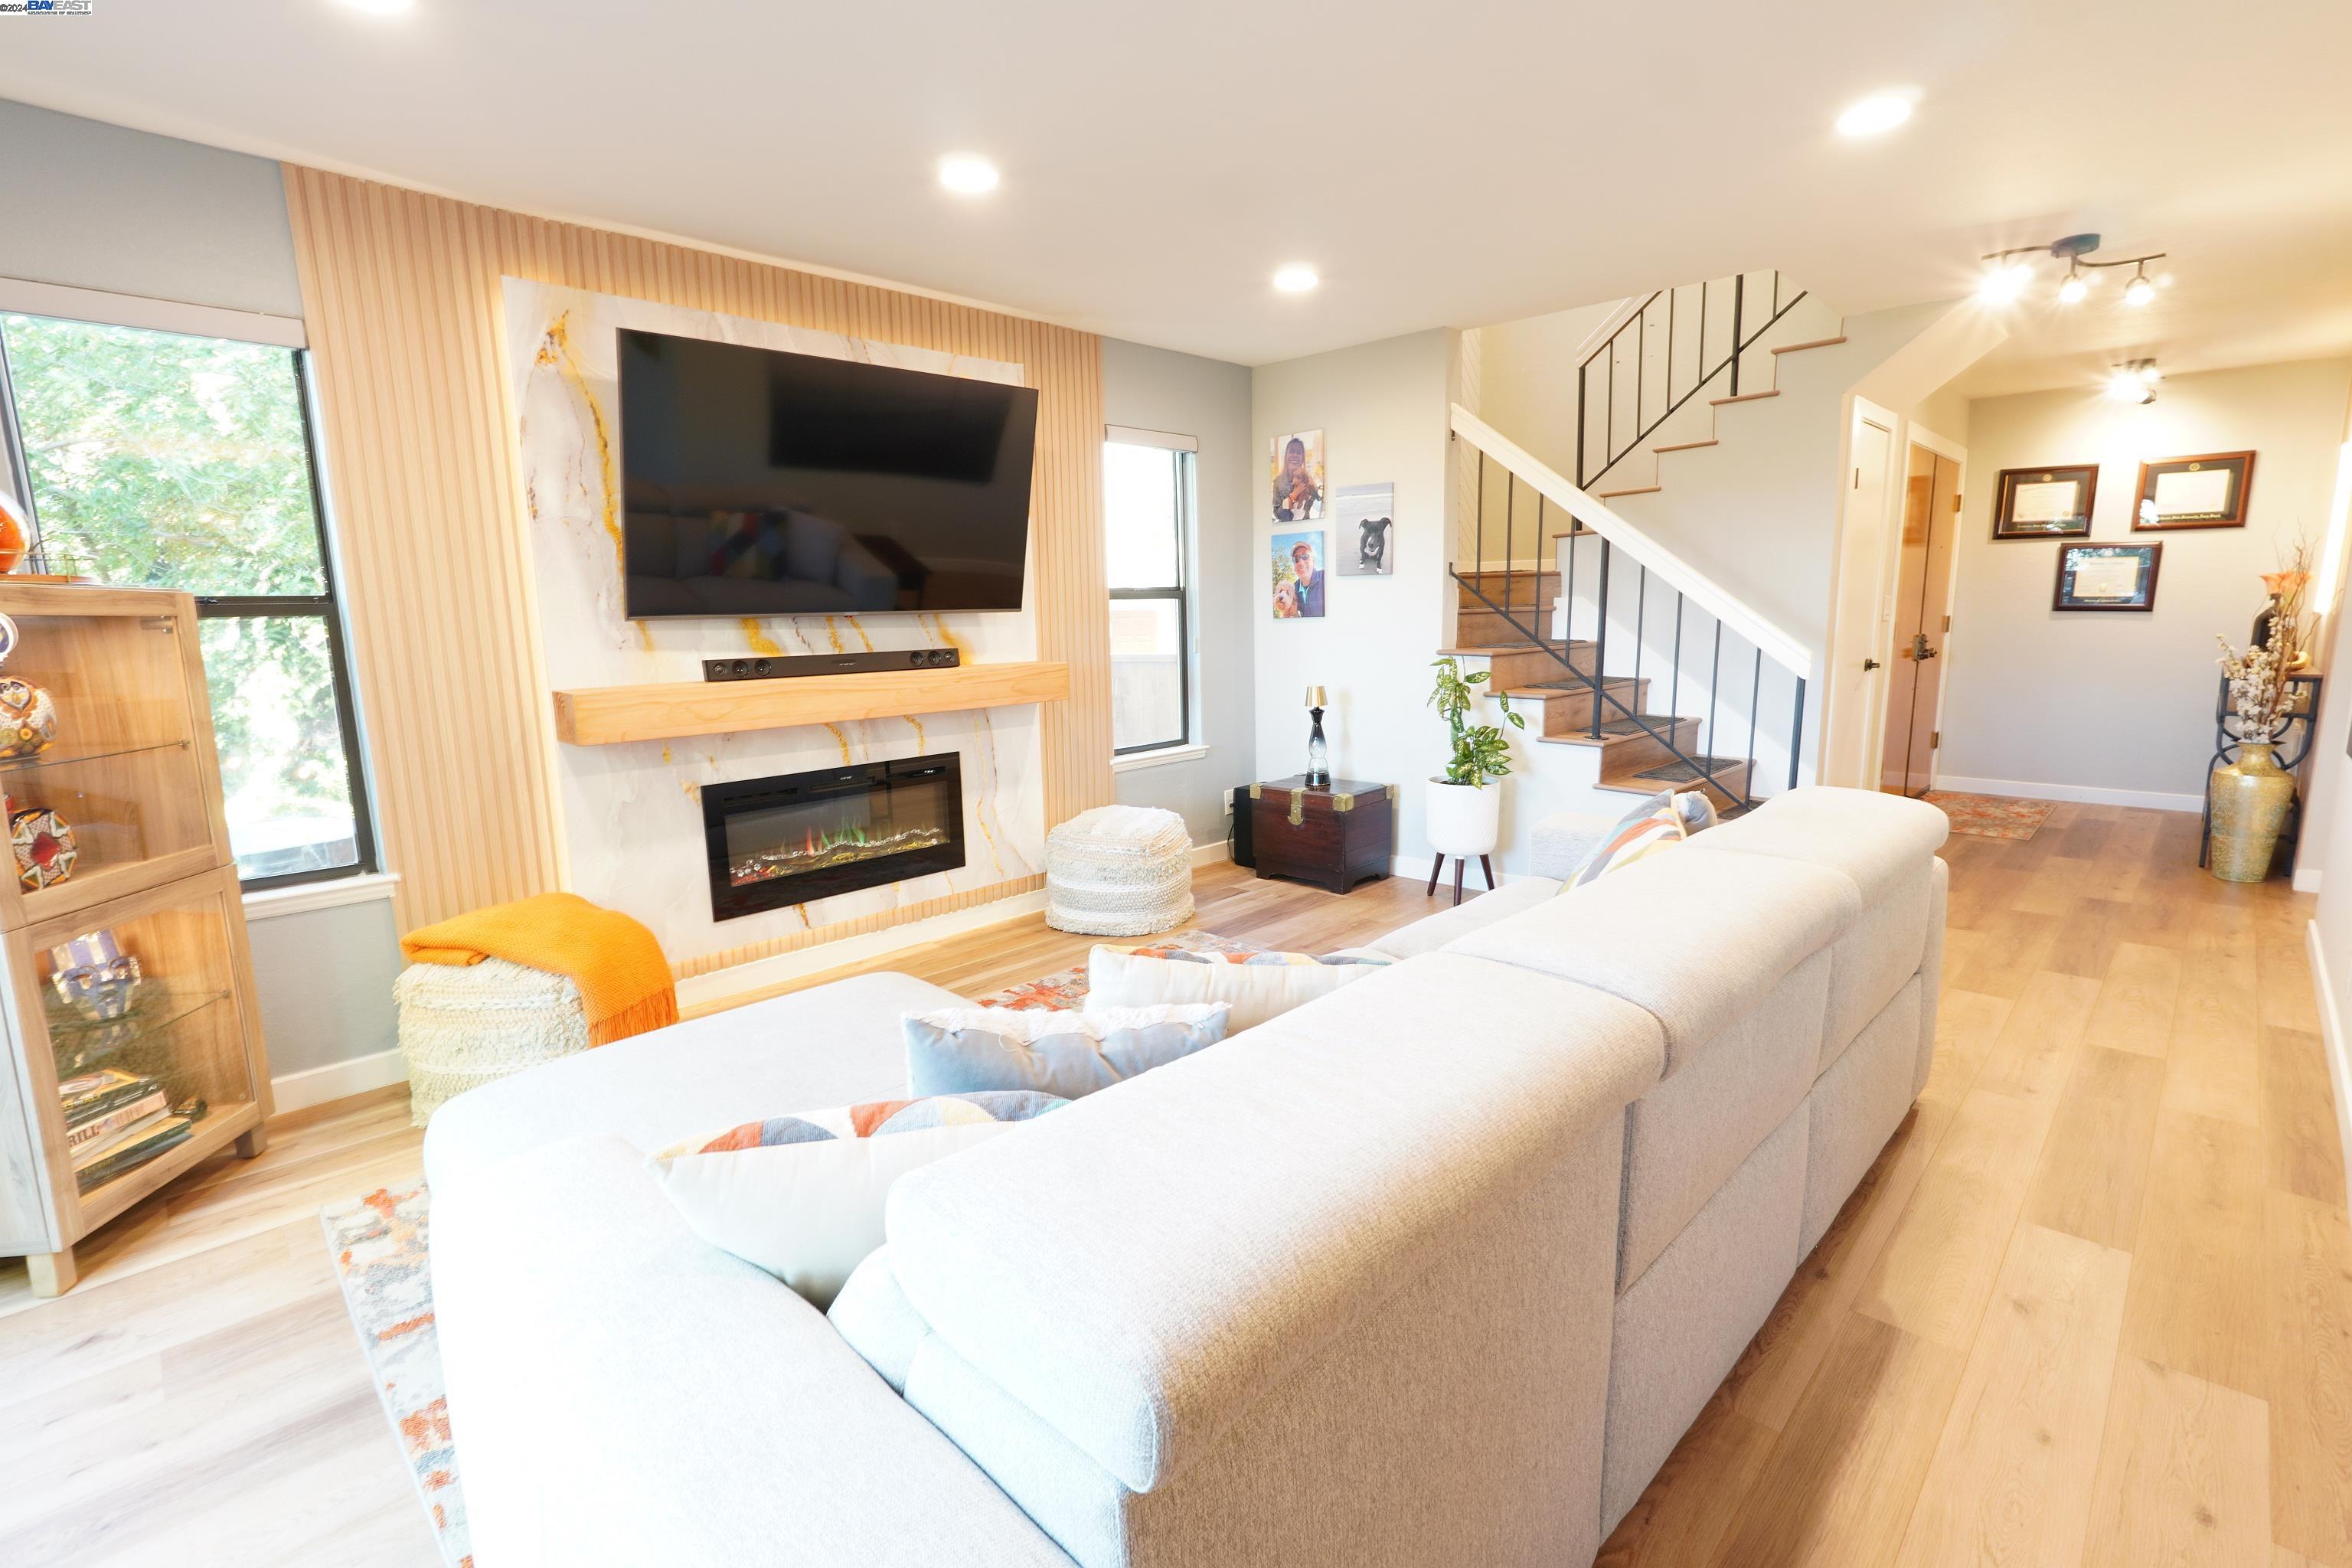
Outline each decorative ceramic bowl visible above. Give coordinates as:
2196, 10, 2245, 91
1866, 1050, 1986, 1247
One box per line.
0, 677, 57, 758
11, 804, 76, 892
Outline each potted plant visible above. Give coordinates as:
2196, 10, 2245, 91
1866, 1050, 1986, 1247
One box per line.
2210, 541, 2312, 882
1424, 655, 1525, 861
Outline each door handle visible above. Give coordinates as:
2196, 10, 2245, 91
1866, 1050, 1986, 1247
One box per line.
1910, 632, 1937, 662
1862, 658, 1882, 671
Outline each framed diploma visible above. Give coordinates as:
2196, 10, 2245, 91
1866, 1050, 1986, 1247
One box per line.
2133, 450, 2254, 531
2053, 542, 2161, 611
1992, 464, 2096, 539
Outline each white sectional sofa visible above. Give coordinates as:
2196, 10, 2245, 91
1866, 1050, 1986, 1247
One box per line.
426, 786, 1947, 1566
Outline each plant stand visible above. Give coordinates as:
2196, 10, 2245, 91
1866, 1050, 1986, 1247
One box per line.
1424, 852, 1496, 906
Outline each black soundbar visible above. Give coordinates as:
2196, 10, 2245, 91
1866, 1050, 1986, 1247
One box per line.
701, 647, 962, 682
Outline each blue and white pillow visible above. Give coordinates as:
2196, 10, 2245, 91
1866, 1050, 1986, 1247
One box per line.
904, 1003, 1232, 1099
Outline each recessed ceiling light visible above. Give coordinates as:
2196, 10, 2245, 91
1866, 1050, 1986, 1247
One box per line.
937, 155, 1000, 195
336, 0, 413, 13
1272, 263, 1320, 294
1835, 92, 1914, 137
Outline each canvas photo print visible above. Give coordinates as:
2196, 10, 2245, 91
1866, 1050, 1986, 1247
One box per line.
1270, 430, 1325, 521
1270, 530, 1326, 619
1333, 483, 1394, 575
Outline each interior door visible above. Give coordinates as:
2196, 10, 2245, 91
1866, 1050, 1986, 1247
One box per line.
1822, 403, 1896, 787
1880, 445, 1960, 794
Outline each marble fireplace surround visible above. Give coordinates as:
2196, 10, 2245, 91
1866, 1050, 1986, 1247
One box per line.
501, 279, 1050, 987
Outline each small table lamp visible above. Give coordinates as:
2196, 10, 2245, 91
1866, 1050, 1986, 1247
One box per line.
1304, 685, 1331, 788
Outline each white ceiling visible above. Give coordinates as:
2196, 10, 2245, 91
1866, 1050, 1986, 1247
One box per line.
4, 1, 2349, 388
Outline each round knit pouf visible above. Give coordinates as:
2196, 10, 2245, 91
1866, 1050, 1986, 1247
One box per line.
393, 956, 590, 1126
1045, 803, 1195, 937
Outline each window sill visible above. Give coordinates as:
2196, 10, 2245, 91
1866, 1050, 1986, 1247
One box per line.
243, 870, 402, 921
1112, 743, 1210, 773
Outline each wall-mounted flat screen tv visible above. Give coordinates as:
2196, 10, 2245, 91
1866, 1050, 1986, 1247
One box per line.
616, 328, 1038, 619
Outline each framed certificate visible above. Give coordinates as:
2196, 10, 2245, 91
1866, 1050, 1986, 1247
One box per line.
1992, 464, 2096, 539
2134, 450, 2254, 530
2054, 542, 2161, 611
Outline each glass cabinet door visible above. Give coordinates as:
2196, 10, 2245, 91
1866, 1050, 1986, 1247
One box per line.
0, 590, 231, 926
16, 864, 262, 1230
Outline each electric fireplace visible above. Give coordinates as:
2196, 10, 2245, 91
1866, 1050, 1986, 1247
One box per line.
701, 753, 965, 921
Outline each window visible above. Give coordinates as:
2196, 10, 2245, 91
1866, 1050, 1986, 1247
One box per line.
0, 312, 374, 887
1103, 438, 1194, 755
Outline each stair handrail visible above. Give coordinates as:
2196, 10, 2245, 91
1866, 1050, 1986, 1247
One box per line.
1451, 402, 1813, 684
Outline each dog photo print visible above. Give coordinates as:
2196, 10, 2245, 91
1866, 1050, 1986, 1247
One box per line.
1270, 430, 1325, 521
1270, 531, 1327, 619
1334, 483, 1394, 576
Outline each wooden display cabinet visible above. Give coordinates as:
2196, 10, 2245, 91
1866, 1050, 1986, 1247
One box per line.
0, 586, 270, 1295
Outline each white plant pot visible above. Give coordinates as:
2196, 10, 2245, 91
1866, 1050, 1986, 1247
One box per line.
1425, 779, 1502, 858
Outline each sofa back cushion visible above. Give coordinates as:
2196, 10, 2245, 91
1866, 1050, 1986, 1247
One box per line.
1084, 944, 1389, 1031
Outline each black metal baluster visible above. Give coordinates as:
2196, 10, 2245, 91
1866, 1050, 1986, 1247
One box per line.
1788, 679, 1806, 790
1730, 273, 1745, 397
1576, 360, 1588, 488
1705, 619, 1723, 788
1502, 471, 1514, 638
1591, 540, 1612, 739
1473, 452, 1485, 612
1746, 647, 1762, 808
1632, 566, 1647, 737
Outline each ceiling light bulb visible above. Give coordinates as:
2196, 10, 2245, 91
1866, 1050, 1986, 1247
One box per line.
1978, 261, 2031, 305
1835, 93, 1914, 137
2057, 273, 2089, 304
2122, 269, 2155, 307
2138, 363, 2161, 385
937, 155, 1000, 194
1272, 263, 1321, 294
2107, 368, 2154, 404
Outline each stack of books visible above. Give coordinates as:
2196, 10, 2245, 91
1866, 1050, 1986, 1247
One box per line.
58, 1067, 194, 1191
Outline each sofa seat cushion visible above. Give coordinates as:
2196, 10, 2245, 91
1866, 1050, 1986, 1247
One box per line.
432, 1133, 1078, 1568
884, 952, 1664, 1494
1359, 877, 1558, 961
422, 970, 964, 1191
1446, 846, 1854, 1075
1618, 947, 1829, 1288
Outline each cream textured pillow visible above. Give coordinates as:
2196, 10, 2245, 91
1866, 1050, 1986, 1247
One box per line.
905, 1003, 1231, 1099
648, 1091, 1065, 1308
1083, 945, 1390, 1032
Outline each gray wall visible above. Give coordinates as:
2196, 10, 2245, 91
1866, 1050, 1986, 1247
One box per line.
246, 895, 403, 1079
0, 100, 400, 1095
1101, 337, 1256, 847
0, 98, 302, 317
1939, 356, 2352, 804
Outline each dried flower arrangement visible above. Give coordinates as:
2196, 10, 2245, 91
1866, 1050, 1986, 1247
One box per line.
2215, 537, 2314, 744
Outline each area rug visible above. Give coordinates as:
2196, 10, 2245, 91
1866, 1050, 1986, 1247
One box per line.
1923, 789, 2057, 841
974, 929, 1265, 1009
322, 1187, 471, 1568
321, 931, 1259, 1562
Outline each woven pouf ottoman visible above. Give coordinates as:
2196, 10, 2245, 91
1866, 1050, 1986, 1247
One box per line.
1045, 803, 1195, 936
392, 957, 590, 1126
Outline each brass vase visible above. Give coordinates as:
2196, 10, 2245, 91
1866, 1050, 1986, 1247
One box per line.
2208, 740, 2295, 883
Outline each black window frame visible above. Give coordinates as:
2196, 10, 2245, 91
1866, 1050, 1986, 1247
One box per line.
1105, 442, 1194, 756
0, 318, 377, 892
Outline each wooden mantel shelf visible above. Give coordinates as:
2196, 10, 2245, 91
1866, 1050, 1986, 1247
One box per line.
552, 660, 1070, 746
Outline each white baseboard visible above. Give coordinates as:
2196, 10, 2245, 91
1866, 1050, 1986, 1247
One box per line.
1191, 840, 1231, 868
1932, 774, 2203, 814
1387, 851, 1546, 887
271, 1045, 407, 1114
2303, 919, 2352, 1211
2296, 867, 2325, 893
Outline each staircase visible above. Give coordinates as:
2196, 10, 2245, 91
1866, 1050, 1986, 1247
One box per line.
1442, 273, 1844, 815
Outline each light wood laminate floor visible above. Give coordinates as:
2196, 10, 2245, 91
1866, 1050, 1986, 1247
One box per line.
2, 815, 2346, 1567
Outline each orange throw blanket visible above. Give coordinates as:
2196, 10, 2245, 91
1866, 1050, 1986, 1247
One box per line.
401, 892, 678, 1047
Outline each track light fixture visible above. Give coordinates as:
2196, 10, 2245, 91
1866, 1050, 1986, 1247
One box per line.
2105, 358, 2161, 404
1976, 234, 2171, 309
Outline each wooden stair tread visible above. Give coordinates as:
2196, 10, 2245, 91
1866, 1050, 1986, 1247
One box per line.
1708, 390, 1780, 406
1596, 754, 1752, 798
1595, 485, 1662, 498
1769, 335, 1847, 354
1538, 715, 1697, 748
1652, 439, 1717, 452
1501, 676, 1638, 700
1433, 641, 1589, 658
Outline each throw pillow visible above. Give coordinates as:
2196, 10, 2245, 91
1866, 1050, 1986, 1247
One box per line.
648, 1090, 1064, 1308
1562, 796, 1688, 890
904, 1002, 1231, 1099
1084, 944, 1390, 1032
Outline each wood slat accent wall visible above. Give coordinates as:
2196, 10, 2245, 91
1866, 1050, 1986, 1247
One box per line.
281, 166, 1111, 936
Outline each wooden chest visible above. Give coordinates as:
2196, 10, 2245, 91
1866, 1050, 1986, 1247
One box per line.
1249, 775, 1394, 895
